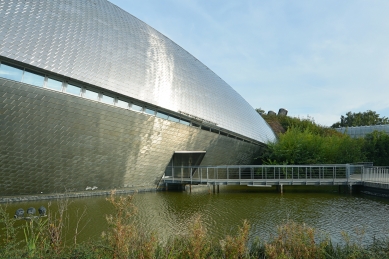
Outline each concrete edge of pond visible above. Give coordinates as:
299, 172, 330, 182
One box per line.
3, 183, 389, 204
0, 187, 159, 203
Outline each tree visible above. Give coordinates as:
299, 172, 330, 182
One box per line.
261, 126, 365, 165
363, 131, 389, 166
331, 110, 389, 128
255, 108, 265, 115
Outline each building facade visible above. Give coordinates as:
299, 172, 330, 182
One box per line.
335, 125, 389, 138
0, 0, 276, 195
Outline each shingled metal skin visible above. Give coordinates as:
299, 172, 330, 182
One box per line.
0, 0, 276, 195
0, 78, 261, 195
0, 0, 276, 143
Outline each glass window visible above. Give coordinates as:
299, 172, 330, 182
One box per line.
144, 108, 155, 115
201, 126, 210, 131
0, 63, 23, 81
131, 104, 143, 112
46, 78, 63, 91
101, 94, 114, 105
220, 131, 228, 137
116, 99, 128, 109
211, 128, 219, 134
179, 119, 190, 126
192, 123, 200, 128
22, 70, 44, 87
83, 89, 98, 100
66, 84, 81, 96
156, 112, 169, 120
168, 116, 180, 123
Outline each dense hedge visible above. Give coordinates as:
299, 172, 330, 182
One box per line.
259, 114, 389, 166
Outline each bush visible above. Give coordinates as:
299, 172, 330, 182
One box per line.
363, 131, 389, 166
262, 126, 365, 165
2, 194, 389, 258
265, 220, 328, 259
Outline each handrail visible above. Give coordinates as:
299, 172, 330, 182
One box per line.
163, 164, 365, 184
363, 167, 389, 183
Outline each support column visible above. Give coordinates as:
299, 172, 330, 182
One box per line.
278, 184, 283, 194
217, 185, 220, 193
213, 185, 215, 194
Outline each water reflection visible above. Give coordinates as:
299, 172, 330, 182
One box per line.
2, 187, 389, 245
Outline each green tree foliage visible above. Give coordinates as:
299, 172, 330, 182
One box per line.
332, 110, 389, 128
255, 108, 265, 115
276, 115, 341, 137
260, 112, 343, 137
363, 131, 389, 166
257, 111, 389, 166
262, 126, 365, 165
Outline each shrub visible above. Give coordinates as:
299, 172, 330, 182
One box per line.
265, 220, 328, 259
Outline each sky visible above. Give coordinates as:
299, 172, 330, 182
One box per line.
109, 0, 389, 126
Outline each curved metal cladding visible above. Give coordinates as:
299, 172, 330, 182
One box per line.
0, 0, 276, 144
0, 78, 262, 195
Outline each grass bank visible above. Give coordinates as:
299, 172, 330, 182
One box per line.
1, 192, 389, 259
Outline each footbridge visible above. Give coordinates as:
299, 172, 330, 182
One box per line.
161, 164, 389, 192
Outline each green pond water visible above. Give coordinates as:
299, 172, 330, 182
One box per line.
2, 186, 389, 245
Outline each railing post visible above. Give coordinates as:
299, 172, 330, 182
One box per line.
363, 167, 366, 182
373, 168, 375, 182
227, 167, 229, 180
239, 166, 241, 180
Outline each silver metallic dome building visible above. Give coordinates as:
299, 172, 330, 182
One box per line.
0, 0, 276, 195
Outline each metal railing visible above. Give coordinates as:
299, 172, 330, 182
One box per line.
163, 164, 364, 184
362, 167, 389, 183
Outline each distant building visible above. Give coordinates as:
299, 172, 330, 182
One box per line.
335, 125, 389, 138
0, 0, 276, 195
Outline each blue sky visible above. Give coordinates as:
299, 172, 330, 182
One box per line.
109, 0, 389, 126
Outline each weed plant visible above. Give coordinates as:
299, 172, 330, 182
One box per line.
1, 192, 389, 258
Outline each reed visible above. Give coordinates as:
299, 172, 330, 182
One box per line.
2, 194, 389, 259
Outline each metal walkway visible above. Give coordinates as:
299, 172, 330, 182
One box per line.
162, 164, 364, 187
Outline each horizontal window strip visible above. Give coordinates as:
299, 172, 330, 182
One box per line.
0, 60, 258, 145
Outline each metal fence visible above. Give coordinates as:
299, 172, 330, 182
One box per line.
362, 167, 389, 183
163, 164, 364, 184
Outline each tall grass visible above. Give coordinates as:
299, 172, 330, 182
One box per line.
1, 193, 389, 258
